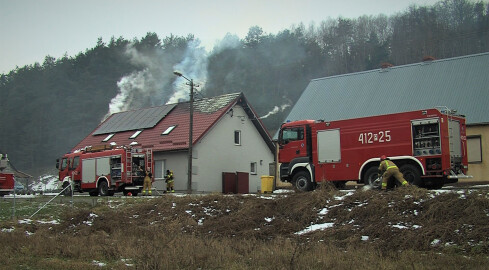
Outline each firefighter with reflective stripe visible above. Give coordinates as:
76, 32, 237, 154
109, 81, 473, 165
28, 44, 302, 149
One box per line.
378, 155, 409, 190
142, 170, 152, 196
165, 170, 174, 193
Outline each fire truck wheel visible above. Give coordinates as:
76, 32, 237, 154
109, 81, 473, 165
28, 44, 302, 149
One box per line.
293, 171, 312, 192
364, 167, 381, 189
400, 164, 421, 186
62, 182, 72, 196
98, 181, 109, 196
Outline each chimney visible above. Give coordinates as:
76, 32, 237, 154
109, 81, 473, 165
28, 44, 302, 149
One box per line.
380, 62, 394, 69
422, 56, 436, 61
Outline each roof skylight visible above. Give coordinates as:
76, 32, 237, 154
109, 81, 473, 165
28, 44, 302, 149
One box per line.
162, 125, 177, 135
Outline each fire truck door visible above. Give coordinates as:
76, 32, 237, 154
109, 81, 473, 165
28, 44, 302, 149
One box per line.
279, 126, 308, 161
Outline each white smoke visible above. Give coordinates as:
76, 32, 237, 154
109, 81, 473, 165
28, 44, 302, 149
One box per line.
104, 43, 174, 120
106, 70, 149, 116
260, 104, 291, 119
168, 40, 208, 104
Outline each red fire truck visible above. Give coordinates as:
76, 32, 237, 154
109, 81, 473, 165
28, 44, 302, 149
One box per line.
56, 145, 153, 196
278, 108, 470, 191
0, 156, 14, 196
0, 173, 14, 197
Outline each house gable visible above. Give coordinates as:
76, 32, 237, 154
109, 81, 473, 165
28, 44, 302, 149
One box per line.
188, 104, 275, 193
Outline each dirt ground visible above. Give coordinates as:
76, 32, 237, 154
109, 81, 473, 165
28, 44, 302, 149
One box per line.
1, 183, 489, 269
52, 184, 489, 254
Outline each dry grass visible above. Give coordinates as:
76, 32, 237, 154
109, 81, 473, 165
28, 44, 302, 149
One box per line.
1, 186, 489, 269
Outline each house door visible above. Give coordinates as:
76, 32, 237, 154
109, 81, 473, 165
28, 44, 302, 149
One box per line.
222, 172, 249, 194
222, 172, 237, 194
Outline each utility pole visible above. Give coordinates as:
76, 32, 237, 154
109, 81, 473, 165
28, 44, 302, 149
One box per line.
187, 79, 194, 194
173, 71, 199, 194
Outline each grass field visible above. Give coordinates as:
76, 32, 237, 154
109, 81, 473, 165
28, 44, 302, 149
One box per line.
1, 185, 489, 269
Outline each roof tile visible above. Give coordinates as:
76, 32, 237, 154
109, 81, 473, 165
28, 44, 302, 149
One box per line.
73, 93, 242, 152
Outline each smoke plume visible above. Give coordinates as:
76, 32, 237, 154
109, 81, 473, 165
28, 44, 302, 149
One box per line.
104, 43, 175, 120
260, 104, 291, 119
104, 40, 209, 120
168, 40, 208, 104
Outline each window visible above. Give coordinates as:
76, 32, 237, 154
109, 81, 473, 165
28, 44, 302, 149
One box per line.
154, 160, 165, 180
69, 156, 80, 170
250, 162, 257, 175
467, 135, 482, 163
102, 133, 114, 142
130, 130, 143, 139
234, 130, 241, 145
280, 127, 304, 144
162, 125, 177, 135
60, 158, 68, 170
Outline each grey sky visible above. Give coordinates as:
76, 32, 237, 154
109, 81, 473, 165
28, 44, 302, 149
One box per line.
1, 0, 442, 74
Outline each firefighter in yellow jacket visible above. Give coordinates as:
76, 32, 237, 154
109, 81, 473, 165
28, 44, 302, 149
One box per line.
165, 170, 174, 193
378, 155, 409, 190
142, 170, 152, 196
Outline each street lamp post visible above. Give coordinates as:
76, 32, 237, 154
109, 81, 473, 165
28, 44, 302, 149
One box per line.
173, 71, 196, 194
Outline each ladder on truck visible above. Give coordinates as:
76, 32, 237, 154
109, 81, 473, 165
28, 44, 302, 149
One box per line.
125, 149, 133, 182
145, 148, 153, 174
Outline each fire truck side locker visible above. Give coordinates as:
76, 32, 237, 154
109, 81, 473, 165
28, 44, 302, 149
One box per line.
82, 159, 96, 184
317, 129, 341, 163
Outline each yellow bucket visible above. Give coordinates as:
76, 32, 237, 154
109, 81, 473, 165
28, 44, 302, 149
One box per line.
261, 176, 274, 193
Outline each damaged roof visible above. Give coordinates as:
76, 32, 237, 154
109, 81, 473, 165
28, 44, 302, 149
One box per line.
72, 92, 275, 153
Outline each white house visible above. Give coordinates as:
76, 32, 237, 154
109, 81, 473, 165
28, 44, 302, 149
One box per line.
72, 93, 275, 193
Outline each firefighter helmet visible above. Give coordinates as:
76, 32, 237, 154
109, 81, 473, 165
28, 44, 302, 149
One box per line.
380, 155, 387, 160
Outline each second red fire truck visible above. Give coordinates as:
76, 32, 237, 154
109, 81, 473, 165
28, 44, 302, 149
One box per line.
0, 155, 14, 196
56, 145, 154, 196
278, 108, 470, 191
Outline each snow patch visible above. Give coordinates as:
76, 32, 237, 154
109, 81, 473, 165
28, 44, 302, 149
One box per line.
295, 223, 334, 235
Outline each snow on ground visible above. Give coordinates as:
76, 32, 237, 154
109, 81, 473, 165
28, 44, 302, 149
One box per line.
5, 178, 489, 239
3, 175, 59, 198
295, 223, 335, 235
31, 175, 59, 192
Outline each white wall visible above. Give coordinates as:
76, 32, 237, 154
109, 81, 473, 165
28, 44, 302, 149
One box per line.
193, 105, 274, 193
153, 151, 187, 191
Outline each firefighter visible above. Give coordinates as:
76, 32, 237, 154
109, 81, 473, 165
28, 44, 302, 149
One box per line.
142, 170, 152, 196
378, 155, 409, 190
165, 170, 174, 193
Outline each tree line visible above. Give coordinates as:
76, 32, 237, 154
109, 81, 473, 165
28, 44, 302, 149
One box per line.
1, 0, 488, 176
